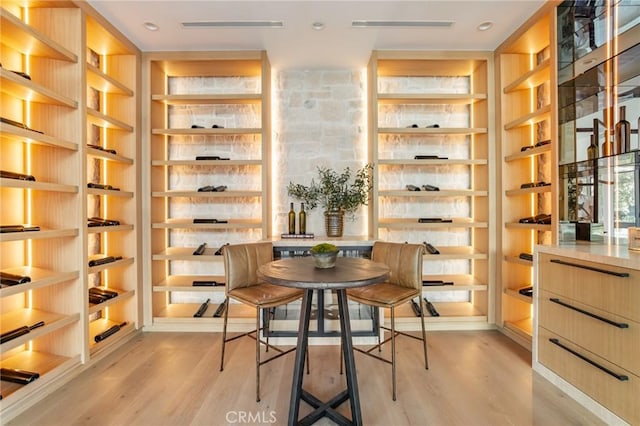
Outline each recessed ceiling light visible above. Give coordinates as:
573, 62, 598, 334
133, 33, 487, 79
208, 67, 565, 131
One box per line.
181, 21, 284, 28
143, 22, 159, 31
477, 21, 493, 31
352, 20, 454, 28
312, 22, 325, 31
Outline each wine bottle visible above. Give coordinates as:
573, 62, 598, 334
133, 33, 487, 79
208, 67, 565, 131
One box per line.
0, 368, 40, 384
213, 300, 227, 317
410, 299, 422, 317
615, 105, 631, 154
0, 170, 36, 181
94, 322, 127, 343
299, 203, 306, 235
602, 107, 615, 156
288, 202, 296, 235
89, 293, 108, 304
602, 129, 613, 157
193, 242, 207, 255
193, 299, 210, 318
587, 134, 598, 160
0, 321, 45, 344
423, 298, 440, 317
88, 256, 115, 267
89, 287, 118, 298
0, 271, 31, 285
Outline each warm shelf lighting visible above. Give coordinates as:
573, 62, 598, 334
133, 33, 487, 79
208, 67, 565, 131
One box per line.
271, 69, 280, 237
359, 67, 368, 237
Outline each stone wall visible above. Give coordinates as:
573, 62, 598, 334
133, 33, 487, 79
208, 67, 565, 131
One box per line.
273, 70, 368, 237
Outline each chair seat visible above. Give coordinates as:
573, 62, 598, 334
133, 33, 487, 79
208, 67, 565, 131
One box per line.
229, 282, 303, 308
347, 282, 420, 308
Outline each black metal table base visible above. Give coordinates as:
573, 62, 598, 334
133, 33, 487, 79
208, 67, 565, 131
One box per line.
288, 289, 362, 426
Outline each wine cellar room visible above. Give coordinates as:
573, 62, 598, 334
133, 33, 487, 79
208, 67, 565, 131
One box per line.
1, 0, 640, 425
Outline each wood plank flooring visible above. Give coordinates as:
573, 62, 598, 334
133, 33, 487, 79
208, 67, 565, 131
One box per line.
6, 330, 604, 426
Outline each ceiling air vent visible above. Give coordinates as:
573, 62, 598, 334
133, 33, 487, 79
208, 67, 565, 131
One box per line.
352, 20, 454, 28
181, 20, 284, 28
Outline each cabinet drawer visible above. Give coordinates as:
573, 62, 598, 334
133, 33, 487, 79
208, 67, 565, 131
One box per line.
538, 327, 639, 425
539, 290, 640, 376
538, 253, 639, 322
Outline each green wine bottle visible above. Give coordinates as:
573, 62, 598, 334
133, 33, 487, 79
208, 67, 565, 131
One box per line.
587, 134, 598, 160
288, 202, 296, 234
299, 203, 306, 235
615, 105, 631, 154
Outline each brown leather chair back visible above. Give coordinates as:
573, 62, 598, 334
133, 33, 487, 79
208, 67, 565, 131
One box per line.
371, 241, 424, 290
223, 242, 273, 292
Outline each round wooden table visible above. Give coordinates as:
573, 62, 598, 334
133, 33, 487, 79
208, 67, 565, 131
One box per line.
258, 256, 389, 426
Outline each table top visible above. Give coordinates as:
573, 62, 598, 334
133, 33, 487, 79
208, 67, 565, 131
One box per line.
258, 256, 390, 290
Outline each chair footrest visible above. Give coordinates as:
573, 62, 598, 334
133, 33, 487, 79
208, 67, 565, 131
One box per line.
353, 346, 392, 365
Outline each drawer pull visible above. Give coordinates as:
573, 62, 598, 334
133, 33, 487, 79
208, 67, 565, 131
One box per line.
549, 338, 629, 382
550, 298, 629, 329
549, 258, 629, 277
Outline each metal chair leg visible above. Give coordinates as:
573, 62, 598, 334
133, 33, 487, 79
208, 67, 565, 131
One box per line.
419, 298, 429, 370
391, 306, 397, 401
265, 308, 271, 353
377, 306, 382, 352
220, 296, 230, 371
256, 307, 261, 402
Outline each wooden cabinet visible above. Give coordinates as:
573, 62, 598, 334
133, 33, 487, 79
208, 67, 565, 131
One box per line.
367, 51, 493, 329
535, 248, 640, 425
143, 51, 271, 330
495, 3, 559, 348
1, 1, 140, 419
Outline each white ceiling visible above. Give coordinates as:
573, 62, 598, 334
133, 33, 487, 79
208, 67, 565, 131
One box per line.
88, 0, 546, 70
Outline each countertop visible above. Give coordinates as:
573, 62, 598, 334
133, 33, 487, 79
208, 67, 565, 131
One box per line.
536, 242, 640, 270
268, 236, 376, 248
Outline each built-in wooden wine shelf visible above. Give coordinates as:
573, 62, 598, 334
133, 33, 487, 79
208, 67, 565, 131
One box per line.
369, 50, 493, 331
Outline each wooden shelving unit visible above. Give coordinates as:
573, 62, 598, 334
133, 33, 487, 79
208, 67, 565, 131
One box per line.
494, 2, 559, 350
1, 2, 140, 420
368, 51, 494, 330
143, 51, 271, 330
0, 1, 84, 416
81, 5, 141, 355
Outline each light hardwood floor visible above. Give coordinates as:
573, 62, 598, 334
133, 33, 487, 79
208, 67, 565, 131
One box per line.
7, 330, 604, 426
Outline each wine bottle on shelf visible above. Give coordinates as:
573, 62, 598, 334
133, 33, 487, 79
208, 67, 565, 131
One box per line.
0, 368, 40, 384
0, 271, 31, 285
94, 322, 127, 343
213, 300, 227, 318
615, 105, 631, 154
602, 129, 613, 157
0, 321, 45, 344
602, 108, 614, 156
299, 203, 306, 235
193, 242, 207, 256
288, 202, 296, 235
193, 299, 210, 318
587, 134, 599, 160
